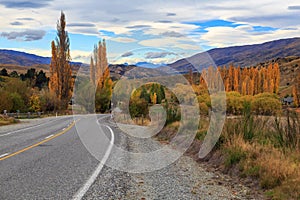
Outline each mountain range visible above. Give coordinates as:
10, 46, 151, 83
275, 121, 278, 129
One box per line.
0, 49, 83, 66
1, 37, 300, 74
167, 37, 300, 73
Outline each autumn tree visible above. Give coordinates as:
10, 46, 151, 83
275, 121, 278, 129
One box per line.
90, 57, 95, 86
198, 63, 280, 97
228, 64, 234, 91
233, 67, 240, 92
293, 72, 300, 107
293, 86, 299, 107
91, 39, 113, 113
49, 11, 73, 110
151, 92, 157, 104
273, 63, 280, 94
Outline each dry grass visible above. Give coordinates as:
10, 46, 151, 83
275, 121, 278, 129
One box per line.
0, 115, 19, 126
220, 114, 300, 199
113, 113, 151, 126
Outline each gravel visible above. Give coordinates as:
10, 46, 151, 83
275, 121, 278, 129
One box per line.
83, 119, 261, 200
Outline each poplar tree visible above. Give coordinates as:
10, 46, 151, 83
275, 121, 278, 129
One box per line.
90, 39, 113, 113
49, 11, 73, 110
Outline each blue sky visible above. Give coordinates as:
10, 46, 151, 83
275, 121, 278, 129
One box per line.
0, 0, 300, 64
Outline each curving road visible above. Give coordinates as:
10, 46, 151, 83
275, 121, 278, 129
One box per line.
0, 115, 112, 200
0, 115, 260, 200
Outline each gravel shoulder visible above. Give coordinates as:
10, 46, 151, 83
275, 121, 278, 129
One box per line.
83, 120, 263, 199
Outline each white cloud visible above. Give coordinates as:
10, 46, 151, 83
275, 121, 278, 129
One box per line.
109, 37, 137, 43
71, 50, 92, 63
139, 37, 201, 51
110, 55, 179, 65
1, 0, 300, 57
201, 25, 300, 48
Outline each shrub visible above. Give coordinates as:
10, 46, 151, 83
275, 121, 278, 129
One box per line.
10, 92, 25, 112
0, 89, 13, 113
225, 146, 246, 168
252, 93, 281, 115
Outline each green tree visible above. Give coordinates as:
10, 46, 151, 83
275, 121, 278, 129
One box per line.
76, 80, 95, 113
4, 78, 30, 108
9, 71, 19, 78
35, 70, 48, 89
140, 86, 150, 103
129, 90, 148, 118
0, 68, 8, 76
25, 68, 36, 87
91, 39, 113, 113
95, 78, 113, 113
0, 89, 13, 113
10, 92, 25, 112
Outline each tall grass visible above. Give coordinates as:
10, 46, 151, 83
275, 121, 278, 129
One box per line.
219, 106, 300, 199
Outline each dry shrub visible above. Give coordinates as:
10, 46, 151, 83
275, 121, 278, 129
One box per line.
257, 145, 297, 189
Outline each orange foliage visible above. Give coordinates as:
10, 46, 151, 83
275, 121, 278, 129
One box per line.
200, 63, 280, 96
49, 12, 73, 110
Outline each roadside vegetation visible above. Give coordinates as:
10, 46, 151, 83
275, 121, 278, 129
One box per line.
0, 114, 19, 126
123, 65, 299, 199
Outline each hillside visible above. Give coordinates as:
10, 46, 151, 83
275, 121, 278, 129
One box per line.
0, 49, 83, 66
256, 56, 300, 97
1, 38, 300, 97
0, 50, 50, 66
167, 37, 300, 73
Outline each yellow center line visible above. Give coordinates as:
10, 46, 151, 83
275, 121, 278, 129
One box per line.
0, 119, 79, 161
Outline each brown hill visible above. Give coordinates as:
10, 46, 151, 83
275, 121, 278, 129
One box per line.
167, 37, 300, 73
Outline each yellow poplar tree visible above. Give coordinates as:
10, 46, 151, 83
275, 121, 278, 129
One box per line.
233, 67, 240, 92
49, 12, 73, 110
293, 86, 299, 107
92, 39, 113, 113
273, 63, 280, 94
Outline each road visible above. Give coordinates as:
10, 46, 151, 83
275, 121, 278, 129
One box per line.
0, 115, 260, 199
0, 115, 111, 199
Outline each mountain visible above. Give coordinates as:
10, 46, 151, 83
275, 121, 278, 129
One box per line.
109, 64, 169, 80
135, 62, 166, 68
166, 37, 300, 73
0, 49, 50, 66
2, 37, 300, 77
0, 49, 83, 66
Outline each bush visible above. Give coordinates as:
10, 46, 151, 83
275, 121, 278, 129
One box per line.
199, 102, 209, 115
226, 92, 243, 115
0, 89, 13, 113
10, 92, 25, 112
252, 93, 281, 115
225, 146, 246, 168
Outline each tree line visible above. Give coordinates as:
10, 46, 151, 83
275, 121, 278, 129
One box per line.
199, 63, 280, 95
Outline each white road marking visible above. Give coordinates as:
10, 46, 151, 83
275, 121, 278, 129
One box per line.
0, 118, 64, 138
45, 134, 54, 139
0, 153, 10, 158
62, 128, 66, 130
0, 133, 12, 137
72, 123, 115, 200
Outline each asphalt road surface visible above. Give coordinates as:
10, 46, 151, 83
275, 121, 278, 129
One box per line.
0, 115, 260, 200
0, 115, 112, 199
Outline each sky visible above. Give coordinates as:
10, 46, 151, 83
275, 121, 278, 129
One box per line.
0, 0, 300, 65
